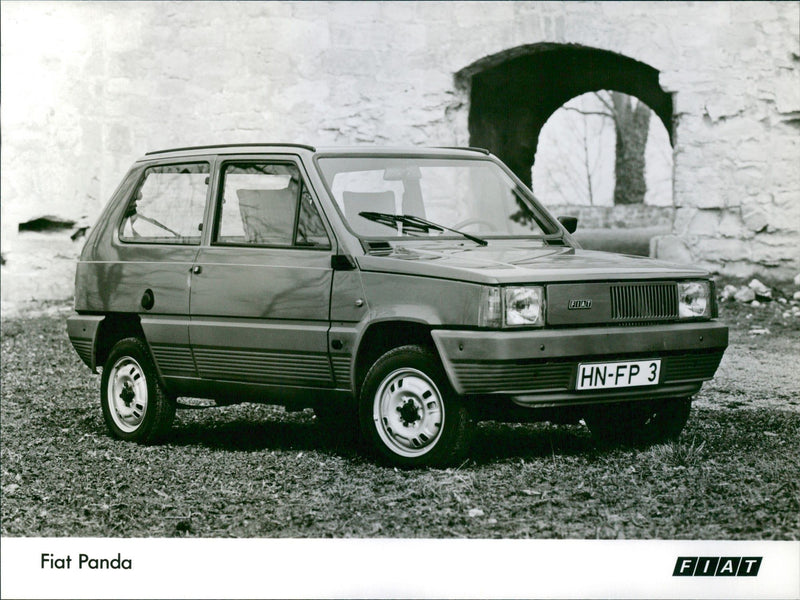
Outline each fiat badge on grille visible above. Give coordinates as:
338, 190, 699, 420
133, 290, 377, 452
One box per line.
568, 299, 592, 310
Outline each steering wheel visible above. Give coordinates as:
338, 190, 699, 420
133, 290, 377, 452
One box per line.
453, 218, 497, 231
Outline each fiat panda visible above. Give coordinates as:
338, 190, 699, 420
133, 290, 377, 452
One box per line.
67, 144, 728, 467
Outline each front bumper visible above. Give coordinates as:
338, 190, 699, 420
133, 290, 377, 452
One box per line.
431, 321, 728, 407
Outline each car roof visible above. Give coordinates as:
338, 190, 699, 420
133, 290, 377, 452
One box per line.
137, 144, 491, 162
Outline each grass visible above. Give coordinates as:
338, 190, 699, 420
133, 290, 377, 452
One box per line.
1, 299, 799, 539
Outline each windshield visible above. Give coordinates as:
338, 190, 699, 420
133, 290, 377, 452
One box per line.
317, 156, 555, 240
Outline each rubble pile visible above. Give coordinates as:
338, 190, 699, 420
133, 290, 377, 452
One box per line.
718, 275, 800, 334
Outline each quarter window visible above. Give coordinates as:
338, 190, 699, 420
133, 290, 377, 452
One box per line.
119, 163, 209, 245
215, 162, 329, 248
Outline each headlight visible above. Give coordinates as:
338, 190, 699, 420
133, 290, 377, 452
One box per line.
479, 286, 546, 327
678, 281, 711, 319
504, 286, 545, 327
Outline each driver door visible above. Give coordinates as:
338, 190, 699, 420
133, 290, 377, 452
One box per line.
188, 157, 336, 389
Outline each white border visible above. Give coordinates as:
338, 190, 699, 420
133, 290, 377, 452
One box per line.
2, 538, 798, 599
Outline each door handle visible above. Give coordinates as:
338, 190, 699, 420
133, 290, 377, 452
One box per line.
192, 265, 203, 275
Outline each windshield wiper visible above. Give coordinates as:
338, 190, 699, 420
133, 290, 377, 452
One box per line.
358, 212, 488, 246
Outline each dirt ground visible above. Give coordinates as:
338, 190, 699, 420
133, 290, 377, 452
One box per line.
697, 333, 800, 412
2, 289, 798, 540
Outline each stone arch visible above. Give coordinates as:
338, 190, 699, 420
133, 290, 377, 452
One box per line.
455, 43, 673, 187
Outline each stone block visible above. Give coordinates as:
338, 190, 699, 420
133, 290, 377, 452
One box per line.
716, 260, 756, 279
734, 286, 756, 303
704, 97, 744, 122
737, 140, 772, 163
651, 235, 693, 265
775, 70, 800, 114
742, 205, 769, 233
750, 237, 800, 265
748, 278, 772, 300
694, 237, 751, 262
672, 209, 696, 235
771, 188, 800, 208
719, 284, 738, 301
718, 210, 749, 238
691, 191, 726, 210
509, 14, 547, 46
731, 167, 764, 202
686, 209, 720, 235
768, 192, 800, 234
659, 70, 694, 95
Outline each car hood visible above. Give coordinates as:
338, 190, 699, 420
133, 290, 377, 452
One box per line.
356, 242, 709, 285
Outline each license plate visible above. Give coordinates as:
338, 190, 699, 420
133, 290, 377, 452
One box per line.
576, 359, 661, 390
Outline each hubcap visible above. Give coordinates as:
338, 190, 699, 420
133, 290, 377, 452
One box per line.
373, 368, 444, 457
107, 356, 148, 433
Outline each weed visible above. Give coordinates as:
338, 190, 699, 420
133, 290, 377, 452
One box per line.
651, 438, 707, 468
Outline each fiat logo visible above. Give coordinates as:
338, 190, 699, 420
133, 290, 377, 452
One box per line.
568, 299, 592, 310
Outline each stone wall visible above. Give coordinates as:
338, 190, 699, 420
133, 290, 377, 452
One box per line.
546, 205, 675, 230
1, 1, 798, 304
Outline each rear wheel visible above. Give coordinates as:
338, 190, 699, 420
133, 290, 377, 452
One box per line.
585, 397, 692, 446
100, 337, 176, 443
358, 345, 473, 468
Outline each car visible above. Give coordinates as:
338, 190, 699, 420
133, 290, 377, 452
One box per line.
67, 144, 728, 467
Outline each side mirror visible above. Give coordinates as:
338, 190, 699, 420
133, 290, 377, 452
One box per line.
557, 216, 578, 234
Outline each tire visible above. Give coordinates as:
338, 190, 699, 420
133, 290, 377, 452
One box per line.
100, 337, 176, 443
585, 397, 692, 447
358, 345, 473, 468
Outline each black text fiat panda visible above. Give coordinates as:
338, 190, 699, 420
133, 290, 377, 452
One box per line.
68, 145, 727, 467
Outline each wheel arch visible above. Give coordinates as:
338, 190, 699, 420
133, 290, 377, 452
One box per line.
95, 313, 147, 369
352, 319, 439, 396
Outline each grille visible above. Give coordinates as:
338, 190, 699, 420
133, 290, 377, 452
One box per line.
330, 355, 352, 389
70, 338, 93, 367
663, 351, 724, 382
610, 283, 678, 322
451, 350, 724, 395
451, 361, 573, 394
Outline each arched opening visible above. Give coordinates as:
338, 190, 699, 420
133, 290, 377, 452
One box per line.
532, 90, 674, 208
457, 44, 673, 188
530, 90, 675, 255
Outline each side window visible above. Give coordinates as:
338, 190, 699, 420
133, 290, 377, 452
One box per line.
119, 163, 209, 244
215, 162, 330, 248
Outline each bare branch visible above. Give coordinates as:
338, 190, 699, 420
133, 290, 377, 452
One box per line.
562, 106, 613, 119
593, 92, 615, 114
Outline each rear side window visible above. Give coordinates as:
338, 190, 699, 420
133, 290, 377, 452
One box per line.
215, 162, 330, 248
119, 163, 209, 245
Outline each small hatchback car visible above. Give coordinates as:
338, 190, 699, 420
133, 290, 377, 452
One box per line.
68, 144, 728, 467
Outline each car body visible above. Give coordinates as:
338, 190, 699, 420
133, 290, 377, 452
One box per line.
67, 144, 728, 466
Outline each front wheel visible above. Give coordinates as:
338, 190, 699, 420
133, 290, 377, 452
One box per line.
585, 397, 692, 446
100, 337, 176, 443
358, 345, 473, 468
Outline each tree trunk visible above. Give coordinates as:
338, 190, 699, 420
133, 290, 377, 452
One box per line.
612, 92, 650, 205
